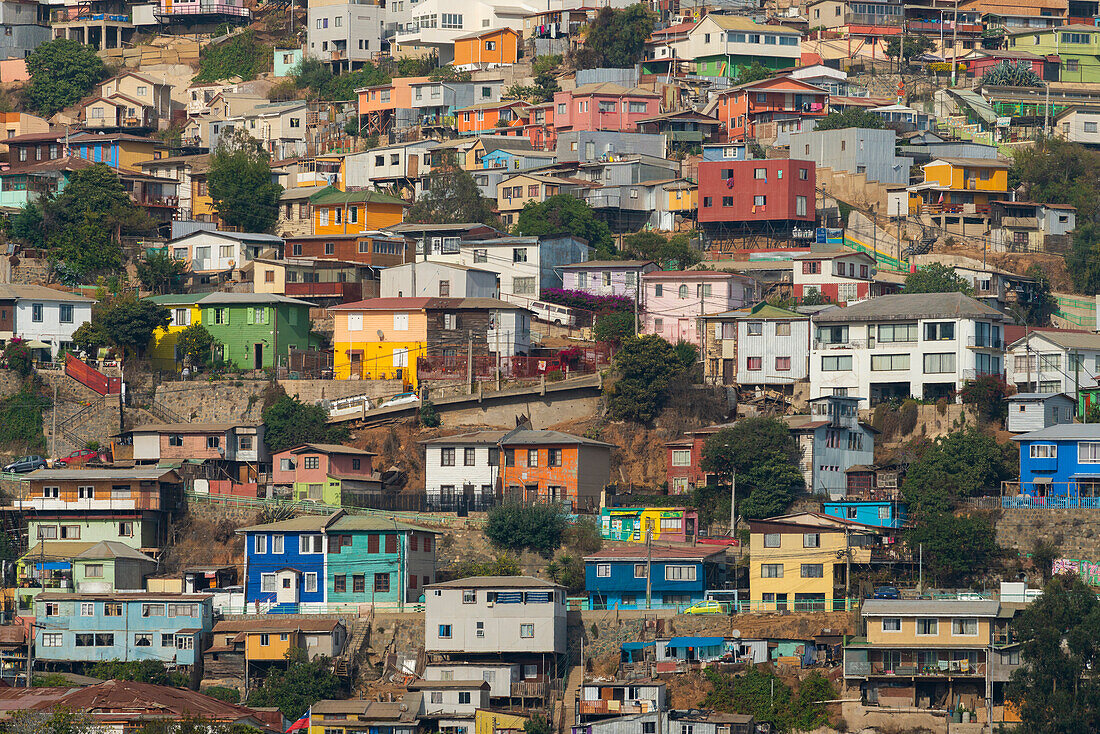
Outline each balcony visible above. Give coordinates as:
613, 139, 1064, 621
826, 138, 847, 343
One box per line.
578, 700, 657, 716
285, 282, 363, 300
847, 660, 987, 677
511, 678, 549, 697
966, 337, 1004, 349
847, 12, 903, 25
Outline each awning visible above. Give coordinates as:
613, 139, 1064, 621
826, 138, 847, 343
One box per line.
667, 636, 724, 648
23, 340, 50, 349
621, 642, 656, 651
36, 561, 70, 571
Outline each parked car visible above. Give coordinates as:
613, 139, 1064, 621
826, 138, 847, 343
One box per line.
53, 448, 98, 468
378, 392, 420, 409
683, 600, 725, 615
529, 300, 577, 327
872, 585, 900, 599
3, 455, 47, 473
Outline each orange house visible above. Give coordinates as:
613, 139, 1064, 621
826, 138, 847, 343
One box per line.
355, 76, 427, 135
455, 100, 529, 135
453, 28, 520, 68
501, 430, 613, 512
715, 75, 829, 142
311, 187, 410, 235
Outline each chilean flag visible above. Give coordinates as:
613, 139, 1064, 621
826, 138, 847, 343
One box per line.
286, 711, 310, 733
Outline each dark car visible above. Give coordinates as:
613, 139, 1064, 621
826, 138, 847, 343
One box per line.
3, 455, 47, 473
873, 585, 900, 599
54, 448, 97, 468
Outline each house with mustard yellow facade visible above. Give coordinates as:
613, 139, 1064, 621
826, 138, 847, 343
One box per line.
453, 28, 520, 69
844, 598, 1023, 724
306, 693, 423, 734
908, 157, 1011, 215
747, 512, 887, 612
310, 186, 409, 235
600, 507, 699, 544
147, 294, 204, 371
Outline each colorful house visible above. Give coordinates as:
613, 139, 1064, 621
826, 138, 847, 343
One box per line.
550, 83, 661, 134
683, 15, 802, 77
600, 507, 699, 543
147, 294, 204, 371
454, 101, 529, 135
641, 270, 761, 348
822, 499, 907, 529
1007, 25, 1100, 84
501, 430, 613, 513
453, 28, 520, 68
271, 443, 379, 505
307, 694, 423, 734
1013, 424, 1100, 500
910, 157, 1010, 214
310, 186, 409, 235
584, 545, 726, 609
196, 292, 314, 370
714, 76, 829, 142
697, 158, 817, 228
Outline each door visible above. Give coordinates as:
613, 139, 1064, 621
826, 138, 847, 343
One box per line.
685, 517, 696, 538
254, 343, 264, 369
677, 318, 691, 341
350, 352, 362, 379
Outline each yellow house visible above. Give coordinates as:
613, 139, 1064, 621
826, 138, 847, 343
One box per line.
191, 170, 218, 223
147, 294, 204, 371
308, 695, 421, 734
299, 153, 348, 190
475, 709, 528, 734
329, 297, 430, 387
666, 181, 698, 212
747, 513, 879, 612
497, 173, 571, 226
913, 157, 1011, 213
310, 186, 410, 235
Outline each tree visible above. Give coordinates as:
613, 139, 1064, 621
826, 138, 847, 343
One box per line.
736, 60, 773, 83
607, 335, 695, 423
801, 288, 828, 305
904, 262, 974, 294
3, 340, 34, 377
441, 555, 521, 581
905, 511, 1000, 585
406, 153, 499, 227
620, 231, 700, 269
515, 195, 614, 259
24, 39, 106, 115
74, 295, 170, 359
194, 31, 268, 83
885, 35, 934, 67
959, 374, 1014, 425
573, 4, 655, 69
291, 57, 390, 101
87, 660, 188, 687
700, 418, 803, 520
137, 251, 187, 294
1008, 574, 1100, 734
262, 394, 349, 453
10, 202, 45, 249
208, 130, 284, 233
484, 503, 568, 557
900, 425, 1015, 518
813, 108, 886, 131
524, 715, 554, 734
593, 311, 635, 344
546, 554, 585, 593
1021, 263, 1057, 326
703, 668, 834, 733
246, 654, 343, 720
176, 324, 216, 366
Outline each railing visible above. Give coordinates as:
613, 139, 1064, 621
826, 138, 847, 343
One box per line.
579, 701, 656, 716
65, 354, 121, 396
966, 337, 1004, 349
511, 678, 548, 697
571, 597, 858, 613
847, 661, 987, 677
157, 2, 249, 16
185, 490, 486, 527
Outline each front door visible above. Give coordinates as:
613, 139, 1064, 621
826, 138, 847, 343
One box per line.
254, 343, 264, 369
350, 352, 362, 378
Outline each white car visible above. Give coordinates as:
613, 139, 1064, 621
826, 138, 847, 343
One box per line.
378, 392, 420, 409
530, 300, 577, 326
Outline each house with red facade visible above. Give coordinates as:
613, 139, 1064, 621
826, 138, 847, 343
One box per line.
122, 422, 268, 497
697, 158, 817, 235
665, 424, 731, 494
271, 443, 380, 505
792, 249, 899, 304
551, 83, 661, 134
523, 102, 556, 150
714, 76, 829, 142
282, 232, 409, 266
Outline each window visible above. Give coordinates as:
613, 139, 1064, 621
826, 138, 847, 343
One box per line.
375, 573, 390, 592
513, 248, 528, 263
31, 303, 42, 322
678, 284, 689, 299
85, 564, 104, 578
520, 623, 534, 638
78, 486, 94, 499
799, 563, 825, 579
882, 618, 902, 632
799, 167, 809, 180
878, 323, 917, 343
775, 357, 791, 371
761, 564, 784, 578
953, 618, 978, 636
916, 618, 938, 636
438, 624, 452, 638
722, 196, 733, 207
747, 321, 763, 336
441, 447, 455, 466
58, 304, 74, 324
764, 533, 781, 548
1030, 444, 1057, 459
924, 322, 955, 341
458, 691, 472, 705
754, 195, 767, 206
596, 564, 611, 577
80, 602, 94, 616
513, 277, 536, 295
822, 355, 853, 371
527, 449, 539, 467
747, 357, 762, 370
796, 195, 807, 217
804, 533, 820, 548
924, 353, 956, 374
104, 603, 122, 616
304, 572, 318, 593
1087, 121, 1099, 133
44, 603, 59, 617
42, 633, 62, 647
665, 565, 697, 581
671, 449, 691, 466
871, 354, 910, 371
255, 535, 267, 554
1080, 442, 1100, 463
634, 564, 648, 578
549, 448, 562, 467
299, 535, 323, 554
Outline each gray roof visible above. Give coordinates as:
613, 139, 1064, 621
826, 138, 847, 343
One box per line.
426, 575, 562, 589
0, 285, 95, 303
419, 430, 508, 446
197, 292, 313, 307
560, 260, 656, 269
1013, 330, 1100, 351
1007, 393, 1074, 402
419, 428, 612, 448
168, 229, 284, 244
27, 467, 178, 481
812, 292, 1005, 323
236, 512, 340, 534
328, 515, 439, 534
76, 541, 156, 562
860, 599, 1001, 616
1012, 424, 1100, 442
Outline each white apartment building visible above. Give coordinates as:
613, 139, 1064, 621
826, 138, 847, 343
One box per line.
424, 576, 567, 655
700, 302, 813, 387
808, 292, 1008, 407
381, 261, 498, 299
307, 0, 384, 71
423, 663, 522, 698
167, 230, 284, 277
390, 0, 538, 63
1006, 330, 1100, 394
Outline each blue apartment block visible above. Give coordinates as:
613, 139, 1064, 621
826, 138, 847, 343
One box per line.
823, 501, 907, 529
238, 514, 334, 610
584, 546, 726, 609
1014, 424, 1100, 502
34, 593, 212, 667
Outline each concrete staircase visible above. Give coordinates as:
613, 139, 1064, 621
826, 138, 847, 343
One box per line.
557, 662, 583, 733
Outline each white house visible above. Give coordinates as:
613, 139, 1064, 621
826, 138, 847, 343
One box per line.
808, 292, 1009, 407
167, 230, 285, 278
229, 101, 309, 159
1056, 107, 1100, 146
559, 260, 658, 299
1007, 330, 1100, 395
1006, 393, 1076, 433
355, 140, 435, 190
791, 249, 884, 304
422, 663, 521, 699
380, 261, 498, 299
389, 0, 538, 63
699, 301, 813, 388
418, 430, 504, 511
0, 285, 95, 359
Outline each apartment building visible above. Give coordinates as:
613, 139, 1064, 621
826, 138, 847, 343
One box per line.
307, 0, 384, 72
1006, 329, 1100, 394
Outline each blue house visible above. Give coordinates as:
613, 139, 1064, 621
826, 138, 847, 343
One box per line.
34, 592, 212, 668
1014, 424, 1100, 502
481, 147, 556, 171
238, 513, 338, 611
822, 501, 907, 529
701, 142, 750, 161
584, 546, 726, 610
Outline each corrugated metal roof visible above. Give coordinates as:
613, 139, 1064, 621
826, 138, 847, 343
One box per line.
860, 599, 1001, 616
426, 575, 562, 589
1013, 424, 1100, 441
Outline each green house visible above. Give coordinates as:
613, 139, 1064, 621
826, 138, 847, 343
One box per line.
196, 292, 313, 370
324, 514, 440, 606
1008, 26, 1100, 84
72, 541, 158, 592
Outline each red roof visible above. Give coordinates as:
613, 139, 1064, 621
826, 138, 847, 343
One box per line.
585, 544, 725, 561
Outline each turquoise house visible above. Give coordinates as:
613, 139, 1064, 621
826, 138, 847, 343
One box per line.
275, 47, 303, 77
325, 515, 440, 606
197, 292, 314, 370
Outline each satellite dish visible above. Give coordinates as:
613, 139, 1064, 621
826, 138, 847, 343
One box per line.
731, 629, 741, 639
376, 329, 385, 341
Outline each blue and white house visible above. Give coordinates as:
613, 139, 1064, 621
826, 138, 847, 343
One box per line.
822, 500, 907, 529
238, 514, 337, 612
1013, 424, 1100, 503
583, 546, 726, 610
34, 592, 212, 669
786, 395, 878, 499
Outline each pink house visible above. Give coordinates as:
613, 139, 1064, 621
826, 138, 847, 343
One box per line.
272, 443, 379, 504
552, 82, 661, 133
641, 270, 761, 347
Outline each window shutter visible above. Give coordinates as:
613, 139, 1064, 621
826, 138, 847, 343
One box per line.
223, 309, 229, 326
247, 308, 255, 325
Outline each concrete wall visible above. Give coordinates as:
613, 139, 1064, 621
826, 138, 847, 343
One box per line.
154, 379, 403, 422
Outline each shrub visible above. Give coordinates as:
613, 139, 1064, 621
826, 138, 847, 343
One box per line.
485, 503, 567, 557
419, 400, 441, 427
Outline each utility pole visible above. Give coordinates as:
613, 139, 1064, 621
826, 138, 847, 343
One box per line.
1076, 349, 1081, 417
645, 529, 652, 610
50, 382, 57, 460
918, 542, 923, 592
729, 469, 736, 537
633, 273, 640, 337
844, 525, 851, 611
951, 0, 960, 87
466, 332, 473, 395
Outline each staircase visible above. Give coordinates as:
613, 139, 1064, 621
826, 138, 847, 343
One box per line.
557, 661, 583, 733
333, 614, 373, 679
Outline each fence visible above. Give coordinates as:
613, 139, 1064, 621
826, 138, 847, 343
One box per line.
567, 597, 859, 613
416, 344, 612, 383
65, 354, 121, 396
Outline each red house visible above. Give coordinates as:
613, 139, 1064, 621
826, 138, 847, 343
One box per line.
961, 49, 1048, 81
666, 425, 731, 494
551, 82, 661, 134
714, 76, 829, 142
524, 102, 556, 150
698, 158, 816, 227
792, 249, 899, 304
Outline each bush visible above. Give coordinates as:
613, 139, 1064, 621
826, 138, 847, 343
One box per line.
419, 400, 441, 427
565, 518, 603, 555
540, 289, 633, 325
485, 503, 568, 557
202, 686, 241, 703
194, 31, 269, 82
593, 311, 635, 344
3, 340, 34, 377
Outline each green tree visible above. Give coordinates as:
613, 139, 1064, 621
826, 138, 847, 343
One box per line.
1008, 574, 1100, 734
904, 262, 974, 294
406, 153, 499, 227
524, 715, 554, 734
137, 251, 187, 294
7, 708, 95, 734
736, 60, 773, 83
10, 202, 45, 248
515, 194, 615, 259
546, 554, 586, 593
291, 57, 391, 101
262, 393, 350, 453
885, 34, 935, 67
620, 231, 700, 269
442, 555, 521, 581
959, 374, 1013, 425
593, 311, 635, 344
194, 31, 268, 83
905, 511, 1000, 585
507, 56, 562, 103
484, 503, 568, 557
0, 383, 51, 452
813, 108, 886, 131
87, 660, 188, 687
900, 425, 1015, 518
395, 54, 439, 76
73, 295, 169, 359
208, 129, 284, 233
703, 668, 833, 733
699, 418, 802, 521
201, 687, 242, 704
564, 517, 603, 555
1067, 223, 1100, 293
573, 4, 656, 69
607, 335, 695, 423
1021, 263, 1057, 326
801, 288, 828, 305
24, 39, 106, 115
176, 324, 216, 366
246, 654, 343, 720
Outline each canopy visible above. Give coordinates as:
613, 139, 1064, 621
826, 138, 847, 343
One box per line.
666, 636, 724, 648
36, 561, 70, 571
621, 642, 656, 651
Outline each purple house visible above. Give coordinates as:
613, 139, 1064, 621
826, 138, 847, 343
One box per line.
560, 260, 659, 299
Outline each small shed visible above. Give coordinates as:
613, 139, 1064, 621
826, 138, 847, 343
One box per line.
1006, 393, 1076, 433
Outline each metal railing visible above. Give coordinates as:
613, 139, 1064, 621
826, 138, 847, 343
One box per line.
966, 337, 1004, 349
570, 597, 859, 613
184, 490, 486, 526
846, 661, 987, 676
